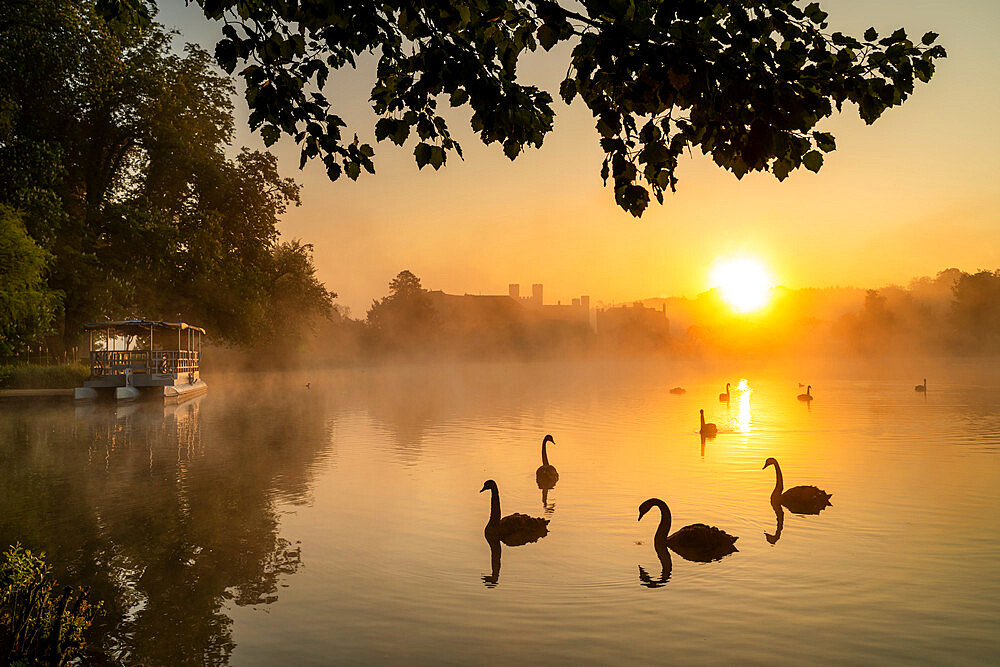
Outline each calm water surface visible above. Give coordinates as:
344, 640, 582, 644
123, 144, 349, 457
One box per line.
2, 361, 999, 664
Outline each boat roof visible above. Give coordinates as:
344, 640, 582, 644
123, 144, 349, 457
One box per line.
84, 320, 206, 335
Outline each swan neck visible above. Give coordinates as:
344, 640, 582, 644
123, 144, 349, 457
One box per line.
488, 486, 501, 525
700, 412, 705, 427
772, 462, 784, 498
541, 440, 549, 467
655, 502, 672, 543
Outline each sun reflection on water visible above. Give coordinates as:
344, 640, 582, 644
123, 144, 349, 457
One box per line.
734, 378, 752, 434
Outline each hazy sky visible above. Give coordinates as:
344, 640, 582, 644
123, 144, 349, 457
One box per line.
160, 0, 1000, 315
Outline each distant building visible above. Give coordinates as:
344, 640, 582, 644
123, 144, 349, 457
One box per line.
596, 302, 670, 350
508, 284, 519, 299
532, 283, 543, 306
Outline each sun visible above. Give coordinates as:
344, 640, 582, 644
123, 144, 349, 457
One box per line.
709, 257, 774, 313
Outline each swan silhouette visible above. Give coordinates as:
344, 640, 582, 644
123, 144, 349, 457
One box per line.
638, 498, 738, 562
719, 383, 731, 402
480, 480, 549, 546
915, 378, 927, 392
699, 409, 717, 437
763, 458, 832, 514
797, 385, 813, 402
669, 387, 686, 395
535, 434, 559, 489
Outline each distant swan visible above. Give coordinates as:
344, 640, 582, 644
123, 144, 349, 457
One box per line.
699, 409, 717, 437
535, 434, 559, 489
915, 378, 927, 392
797, 385, 813, 401
719, 383, 731, 402
669, 387, 686, 395
480, 480, 549, 546
763, 458, 832, 514
638, 498, 738, 562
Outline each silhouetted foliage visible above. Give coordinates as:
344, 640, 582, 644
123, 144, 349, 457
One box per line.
0, 544, 101, 666
98, 0, 944, 216
951, 270, 1000, 352
366, 270, 439, 353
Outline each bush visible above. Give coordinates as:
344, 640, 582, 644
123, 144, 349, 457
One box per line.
0, 363, 90, 389
0, 543, 101, 665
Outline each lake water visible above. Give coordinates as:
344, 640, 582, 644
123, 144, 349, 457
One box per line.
2, 361, 999, 664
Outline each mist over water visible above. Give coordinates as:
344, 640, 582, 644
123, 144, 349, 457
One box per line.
2, 359, 999, 664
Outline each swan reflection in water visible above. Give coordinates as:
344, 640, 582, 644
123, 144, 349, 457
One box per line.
765, 501, 784, 545
637, 543, 672, 588
636, 498, 737, 587
483, 535, 503, 587
480, 480, 550, 587
540, 487, 555, 514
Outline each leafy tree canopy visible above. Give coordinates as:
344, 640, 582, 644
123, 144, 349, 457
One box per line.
0, 207, 59, 355
0, 0, 335, 350
102, 0, 944, 216
366, 270, 438, 349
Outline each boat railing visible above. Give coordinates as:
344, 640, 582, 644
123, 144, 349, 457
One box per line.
90, 350, 199, 377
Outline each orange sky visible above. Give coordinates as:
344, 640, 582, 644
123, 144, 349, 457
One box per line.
161, 0, 1000, 315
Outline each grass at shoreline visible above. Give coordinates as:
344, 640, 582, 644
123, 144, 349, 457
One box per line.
0, 362, 90, 389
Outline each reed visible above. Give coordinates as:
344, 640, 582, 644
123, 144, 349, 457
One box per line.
0, 363, 89, 389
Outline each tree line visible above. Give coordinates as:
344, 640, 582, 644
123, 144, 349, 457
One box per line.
300, 267, 1000, 364
0, 0, 334, 355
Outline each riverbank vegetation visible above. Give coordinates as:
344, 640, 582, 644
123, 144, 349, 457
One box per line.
0, 544, 100, 665
0, 363, 91, 390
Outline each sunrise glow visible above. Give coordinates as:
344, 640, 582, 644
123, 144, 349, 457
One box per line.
709, 258, 774, 313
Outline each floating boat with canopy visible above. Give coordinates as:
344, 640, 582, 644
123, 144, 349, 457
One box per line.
74, 320, 207, 402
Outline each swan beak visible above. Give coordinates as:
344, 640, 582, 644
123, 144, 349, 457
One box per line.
479, 484, 488, 493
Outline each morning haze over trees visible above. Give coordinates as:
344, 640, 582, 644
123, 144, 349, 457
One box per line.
0, 0, 333, 355
6, 0, 994, 366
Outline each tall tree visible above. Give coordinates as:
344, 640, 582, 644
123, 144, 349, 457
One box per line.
0, 207, 59, 355
366, 270, 438, 352
100, 0, 944, 216
0, 0, 335, 349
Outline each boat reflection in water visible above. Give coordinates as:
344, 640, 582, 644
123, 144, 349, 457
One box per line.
0, 383, 327, 664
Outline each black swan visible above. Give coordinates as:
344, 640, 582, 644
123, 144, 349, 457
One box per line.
763, 457, 832, 514
637, 498, 738, 562
719, 383, 731, 402
481, 480, 549, 546
915, 378, 927, 392
699, 409, 718, 437
535, 434, 559, 489
669, 387, 686, 395
797, 385, 813, 402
